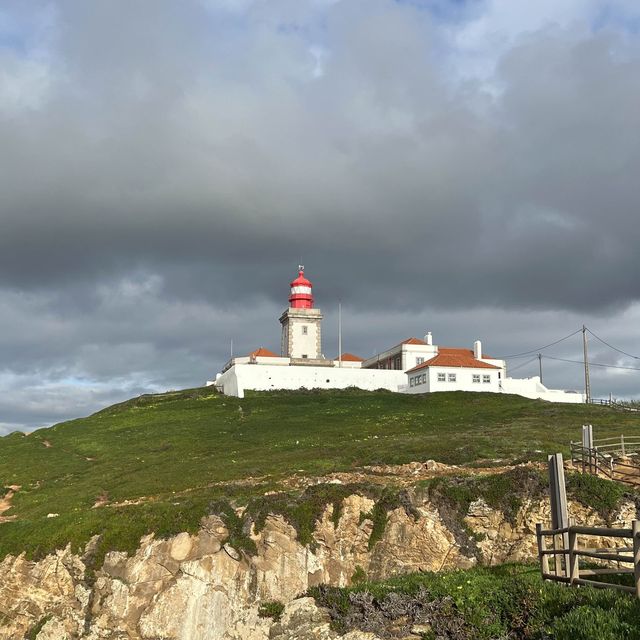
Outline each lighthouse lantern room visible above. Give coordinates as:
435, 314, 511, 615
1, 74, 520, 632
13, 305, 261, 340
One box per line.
279, 266, 324, 361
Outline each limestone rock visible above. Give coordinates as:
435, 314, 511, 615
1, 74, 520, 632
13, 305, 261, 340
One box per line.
369, 505, 470, 579
0, 487, 635, 640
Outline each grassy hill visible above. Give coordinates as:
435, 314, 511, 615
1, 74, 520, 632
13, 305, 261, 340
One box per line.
1, 387, 639, 563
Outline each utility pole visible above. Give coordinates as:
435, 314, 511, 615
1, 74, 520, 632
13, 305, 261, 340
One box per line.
538, 353, 543, 384
338, 302, 342, 367
582, 325, 591, 404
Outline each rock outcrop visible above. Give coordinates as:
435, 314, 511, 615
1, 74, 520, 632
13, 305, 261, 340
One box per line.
0, 487, 636, 640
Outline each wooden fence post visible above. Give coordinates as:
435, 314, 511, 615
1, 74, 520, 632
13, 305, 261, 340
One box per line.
568, 527, 579, 585
621, 434, 626, 457
633, 520, 640, 599
536, 523, 549, 578
548, 453, 570, 578
581, 425, 593, 474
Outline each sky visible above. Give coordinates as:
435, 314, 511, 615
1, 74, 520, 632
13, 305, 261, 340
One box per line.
1, 0, 640, 433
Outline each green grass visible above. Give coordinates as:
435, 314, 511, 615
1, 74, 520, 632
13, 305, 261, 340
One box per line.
0, 387, 638, 562
566, 471, 630, 522
310, 564, 640, 639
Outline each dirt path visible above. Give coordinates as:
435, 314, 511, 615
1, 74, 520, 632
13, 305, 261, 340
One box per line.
278, 459, 538, 491
98, 458, 537, 510
0, 485, 20, 522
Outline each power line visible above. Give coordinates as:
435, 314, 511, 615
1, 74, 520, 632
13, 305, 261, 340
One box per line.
507, 355, 539, 374
543, 354, 640, 372
500, 328, 582, 359
586, 327, 640, 361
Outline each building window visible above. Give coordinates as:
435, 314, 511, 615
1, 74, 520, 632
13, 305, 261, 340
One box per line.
483, 374, 491, 383
437, 373, 446, 382
302, 326, 308, 335
448, 373, 457, 382
410, 377, 415, 387
422, 374, 427, 384
416, 357, 424, 365
472, 374, 481, 383
302, 354, 308, 359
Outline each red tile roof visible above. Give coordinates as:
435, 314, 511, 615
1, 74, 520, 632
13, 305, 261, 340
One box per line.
403, 337, 427, 345
439, 347, 494, 358
248, 347, 279, 358
335, 353, 364, 362
406, 349, 501, 373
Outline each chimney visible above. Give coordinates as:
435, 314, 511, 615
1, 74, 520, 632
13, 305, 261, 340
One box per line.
424, 331, 433, 346
473, 340, 482, 359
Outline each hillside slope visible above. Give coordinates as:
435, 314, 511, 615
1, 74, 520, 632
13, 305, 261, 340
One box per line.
0, 387, 638, 561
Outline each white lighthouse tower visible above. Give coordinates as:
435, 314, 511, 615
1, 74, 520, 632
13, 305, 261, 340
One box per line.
279, 266, 324, 362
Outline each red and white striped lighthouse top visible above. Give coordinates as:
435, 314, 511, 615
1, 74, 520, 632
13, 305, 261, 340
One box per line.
289, 266, 314, 309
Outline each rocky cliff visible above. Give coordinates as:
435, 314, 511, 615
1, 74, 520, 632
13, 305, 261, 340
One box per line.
0, 469, 636, 640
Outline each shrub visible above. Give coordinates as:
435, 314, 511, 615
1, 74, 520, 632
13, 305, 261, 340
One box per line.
258, 601, 285, 621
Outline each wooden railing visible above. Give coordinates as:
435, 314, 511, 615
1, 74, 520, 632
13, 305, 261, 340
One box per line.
570, 435, 640, 488
590, 398, 640, 412
536, 521, 640, 596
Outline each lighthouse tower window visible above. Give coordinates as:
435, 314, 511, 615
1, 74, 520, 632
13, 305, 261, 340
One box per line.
302, 326, 308, 335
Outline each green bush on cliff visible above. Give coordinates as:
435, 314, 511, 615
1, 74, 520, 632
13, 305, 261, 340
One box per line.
310, 564, 640, 639
565, 471, 630, 522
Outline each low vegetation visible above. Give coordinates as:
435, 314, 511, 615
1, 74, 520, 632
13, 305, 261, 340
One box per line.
257, 601, 285, 621
310, 564, 640, 639
0, 387, 639, 562
565, 471, 630, 523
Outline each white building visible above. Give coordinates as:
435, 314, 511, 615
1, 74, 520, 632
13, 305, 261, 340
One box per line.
211, 268, 584, 404
403, 340, 504, 393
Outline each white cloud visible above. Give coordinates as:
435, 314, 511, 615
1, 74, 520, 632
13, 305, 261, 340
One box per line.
0, 53, 53, 113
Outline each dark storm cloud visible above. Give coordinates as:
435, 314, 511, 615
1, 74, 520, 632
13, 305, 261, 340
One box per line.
1, 0, 640, 431
1, 0, 638, 310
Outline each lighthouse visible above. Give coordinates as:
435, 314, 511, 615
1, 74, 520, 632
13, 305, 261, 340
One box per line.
279, 266, 324, 361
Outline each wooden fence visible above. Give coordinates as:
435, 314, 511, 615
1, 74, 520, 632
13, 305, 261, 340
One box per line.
536, 521, 640, 596
590, 398, 640, 412
570, 426, 640, 487
537, 452, 640, 597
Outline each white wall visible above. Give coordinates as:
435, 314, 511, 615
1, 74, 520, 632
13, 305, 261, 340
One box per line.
332, 359, 363, 369
500, 376, 585, 403
213, 365, 583, 404
404, 366, 501, 394
402, 344, 438, 371
289, 316, 320, 359
215, 364, 406, 398
361, 342, 438, 370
